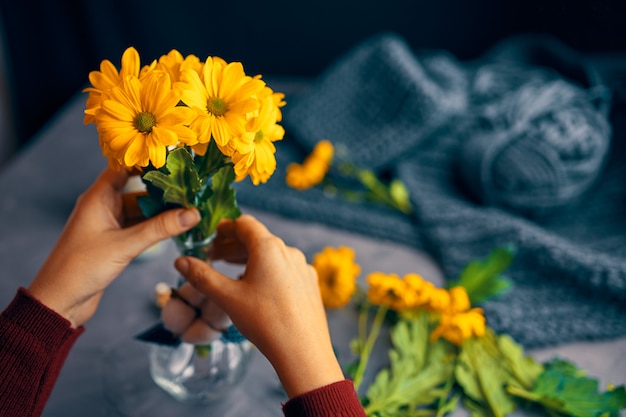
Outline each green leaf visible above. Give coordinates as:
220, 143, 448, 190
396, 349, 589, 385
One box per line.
194, 139, 227, 180
357, 170, 381, 191
462, 397, 493, 417
498, 334, 544, 390
450, 246, 515, 305
512, 358, 626, 417
136, 193, 166, 218
455, 350, 484, 403
142, 148, 201, 208
364, 313, 457, 416
455, 329, 518, 417
388, 179, 413, 214
198, 163, 241, 238
436, 392, 461, 417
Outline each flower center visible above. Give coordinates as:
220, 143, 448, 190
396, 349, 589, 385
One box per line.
386, 289, 399, 300
207, 97, 228, 116
326, 271, 338, 287
134, 112, 157, 133
254, 130, 264, 143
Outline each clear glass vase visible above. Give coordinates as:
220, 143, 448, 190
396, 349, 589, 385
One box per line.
149, 334, 252, 403
148, 233, 253, 403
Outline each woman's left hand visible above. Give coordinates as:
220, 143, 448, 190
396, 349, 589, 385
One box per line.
27, 168, 201, 328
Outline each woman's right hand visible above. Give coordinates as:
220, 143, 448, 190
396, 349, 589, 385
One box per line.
174, 214, 345, 398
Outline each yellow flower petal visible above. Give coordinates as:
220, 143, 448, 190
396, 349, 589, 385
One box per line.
120, 46, 141, 79
123, 133, 148, 167
101, 99, 135, 122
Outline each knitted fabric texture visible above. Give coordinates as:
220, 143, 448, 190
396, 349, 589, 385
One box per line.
283, 33, 469, 171
235, 33, 626, 348
456, 34, 612, 218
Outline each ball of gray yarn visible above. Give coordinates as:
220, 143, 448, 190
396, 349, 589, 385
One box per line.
457, 76, 612, 219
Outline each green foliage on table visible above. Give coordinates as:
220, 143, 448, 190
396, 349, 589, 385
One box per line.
455, 328, 543, 417
508, 358, 626, 417
352, 246, 626, 417
362, 312, 458, 417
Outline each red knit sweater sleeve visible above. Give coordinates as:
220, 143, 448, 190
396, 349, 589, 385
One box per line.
282, 379, 367, 417
0, 288, 83, 417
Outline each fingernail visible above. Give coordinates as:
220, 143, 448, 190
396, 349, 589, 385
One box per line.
178, 209, 200, 228
175, 258, 190, 275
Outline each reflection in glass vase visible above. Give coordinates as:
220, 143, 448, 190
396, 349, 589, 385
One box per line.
149, 329, 252, 403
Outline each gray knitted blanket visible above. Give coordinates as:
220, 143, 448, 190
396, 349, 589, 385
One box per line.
235, 33, 626, 348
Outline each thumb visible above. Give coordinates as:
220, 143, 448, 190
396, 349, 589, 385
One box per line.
174, 256, 237, 312
122, 208, 201, 257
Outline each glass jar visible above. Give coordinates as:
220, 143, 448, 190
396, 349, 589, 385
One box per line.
148, 233, 252, 403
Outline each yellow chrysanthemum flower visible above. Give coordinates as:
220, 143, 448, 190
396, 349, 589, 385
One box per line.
429, 307, 486, 346
286, 140, 334, 190
366, 272, 418, 311
83, 46, 141, 125
425, 285, 485, 345
424, 286, 471, 314
95, 71, 197, 169
425, 287, 452, 312
180, 57, 266, 153
314, 246, 361, 308
143, 49, 203, 85
403, 273, 438, 308
231, 96, 285, 185
257, 84, 286, 121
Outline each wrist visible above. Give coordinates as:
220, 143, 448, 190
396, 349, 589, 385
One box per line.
27, 278, 80, 328
271, 344, 345, 399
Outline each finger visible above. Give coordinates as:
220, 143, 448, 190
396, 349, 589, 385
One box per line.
210, 239, 249, 264
215, 218, 236, 234
211, 229, 250, 262
233, 214, 275, 250
122, 208, 201, 257
175, 256, 238, 309
210, 215, 271, 263
95, 167, 129, 193
213, 219, 237, 242
286, 245, 308, 266
108, 167, 131, 192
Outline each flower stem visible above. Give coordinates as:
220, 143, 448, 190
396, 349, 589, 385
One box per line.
353, 304, 388, 392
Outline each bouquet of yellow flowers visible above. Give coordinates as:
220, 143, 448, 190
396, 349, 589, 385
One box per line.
83, 47, 286, 402
83, 47, 285, 245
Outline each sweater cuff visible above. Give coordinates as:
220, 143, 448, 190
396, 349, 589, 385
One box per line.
2, 288, 84, 349
282, 379, 366, 417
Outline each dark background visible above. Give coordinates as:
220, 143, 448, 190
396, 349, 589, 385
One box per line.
1, 0, 625, 153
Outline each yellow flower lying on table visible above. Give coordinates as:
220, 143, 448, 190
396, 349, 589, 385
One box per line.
313, 246, 361, 308
285, 139, 334, 190
366, 271, 486, 346
286, 138, 413, 213
366, 272, 421, 312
